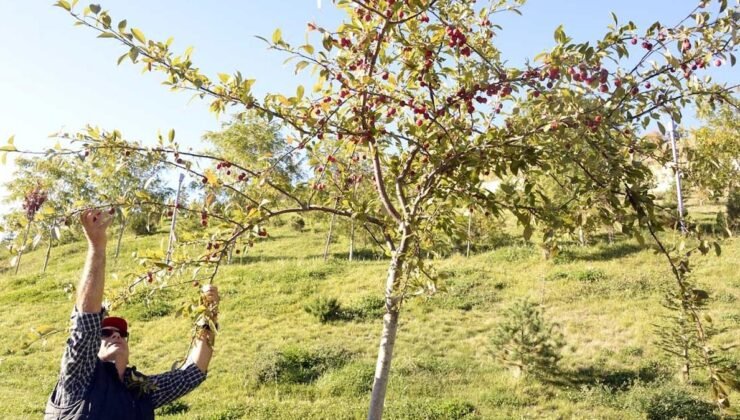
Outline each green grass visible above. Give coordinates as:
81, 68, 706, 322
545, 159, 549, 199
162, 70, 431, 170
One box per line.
1, 207, 738, 419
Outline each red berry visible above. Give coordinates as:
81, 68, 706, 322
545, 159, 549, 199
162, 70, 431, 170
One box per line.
681, 39, 691, 52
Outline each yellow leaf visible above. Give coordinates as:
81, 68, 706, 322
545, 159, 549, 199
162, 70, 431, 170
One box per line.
131, 28, 146, 44
272, 28, 282, 44
205, 193, 216, 208
204, 168, 218, 186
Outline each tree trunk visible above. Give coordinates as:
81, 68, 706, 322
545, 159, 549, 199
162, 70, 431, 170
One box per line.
349, 219, 355, 261
114, 218, 126, 260
368, 233, 409, 420
14, 221, 32, 275
466, 212, 472, 257
681, 345, 691, 383
578, 227, 586, 247
42, 223, 54, 273
323, 199, 339, 261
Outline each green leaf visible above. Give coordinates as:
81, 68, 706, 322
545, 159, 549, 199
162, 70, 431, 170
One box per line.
118, 19, 127, 32
89, 4, 101, 14
272, 28, 282, 44
168, 128, 175, 142
131, 28, 146, 44
218, 73, 230, 83
296, 85, 304, 100
553, 25, 566, 43
8, 135, 14, 145
97, 32, 116, 39
0, 145, 17, 152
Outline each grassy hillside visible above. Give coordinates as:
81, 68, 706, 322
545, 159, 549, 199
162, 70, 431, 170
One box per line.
1, 208, 738, 419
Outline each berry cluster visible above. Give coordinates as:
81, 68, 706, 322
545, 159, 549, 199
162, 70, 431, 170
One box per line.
22, 187, 47, 221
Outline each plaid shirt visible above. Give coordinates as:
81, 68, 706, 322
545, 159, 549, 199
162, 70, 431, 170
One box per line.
50, 308, 207, 409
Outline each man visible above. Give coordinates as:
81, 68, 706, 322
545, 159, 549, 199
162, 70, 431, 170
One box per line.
45, 209, 219, 419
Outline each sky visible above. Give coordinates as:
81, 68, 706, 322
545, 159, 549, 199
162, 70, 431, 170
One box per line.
0, 0, 735, 216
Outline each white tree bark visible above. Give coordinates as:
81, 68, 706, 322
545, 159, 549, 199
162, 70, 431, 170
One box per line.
368, 233, 408, 420
43, 223, 54, 273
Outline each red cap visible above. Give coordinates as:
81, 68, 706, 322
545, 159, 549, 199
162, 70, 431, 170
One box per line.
102, 316, 128, 335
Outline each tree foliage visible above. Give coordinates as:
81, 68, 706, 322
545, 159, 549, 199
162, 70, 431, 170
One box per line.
5, 0, 736, 416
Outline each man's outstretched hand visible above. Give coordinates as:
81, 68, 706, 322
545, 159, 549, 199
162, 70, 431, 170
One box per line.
80, 208, 114, 249
201, 285, 220, 310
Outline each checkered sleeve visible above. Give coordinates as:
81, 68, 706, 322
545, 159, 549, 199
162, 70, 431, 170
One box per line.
52, 307, 104, 406
148, 362, 207, 409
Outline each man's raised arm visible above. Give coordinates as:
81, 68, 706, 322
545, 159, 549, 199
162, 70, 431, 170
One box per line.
77, 209, 113, 312
49, 209, 114, 407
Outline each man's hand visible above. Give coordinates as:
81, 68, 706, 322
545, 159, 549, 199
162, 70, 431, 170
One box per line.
201, 284, 220, 308
80, 208, 114, 249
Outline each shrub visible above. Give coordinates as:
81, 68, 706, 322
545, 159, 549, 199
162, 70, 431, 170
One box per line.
316, 361, 375, 396
727, 186, 740, 231
344, 295, 385, 321
155, 400, 189, 416
715, 211, 730, 235
289, 215, 306, 231
303, 296, 343, 323
128, 212, 158, 235
574, 268, 608, 283
645, 388, 718, 420
124, 289, 176, 321
254, 345, 351, 385
386, 399, 478, 419
491, 300, 565, 378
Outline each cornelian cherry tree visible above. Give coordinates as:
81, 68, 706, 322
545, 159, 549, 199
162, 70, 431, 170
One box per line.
13, 0, 735, 417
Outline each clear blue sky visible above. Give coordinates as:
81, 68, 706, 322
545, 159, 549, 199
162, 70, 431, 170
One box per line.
0, 0, 733, 215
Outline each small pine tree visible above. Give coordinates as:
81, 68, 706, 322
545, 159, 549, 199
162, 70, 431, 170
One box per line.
490, 300, 565, 378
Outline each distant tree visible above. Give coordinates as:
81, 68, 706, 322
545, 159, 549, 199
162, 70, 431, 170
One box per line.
685, 101, 740, 200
